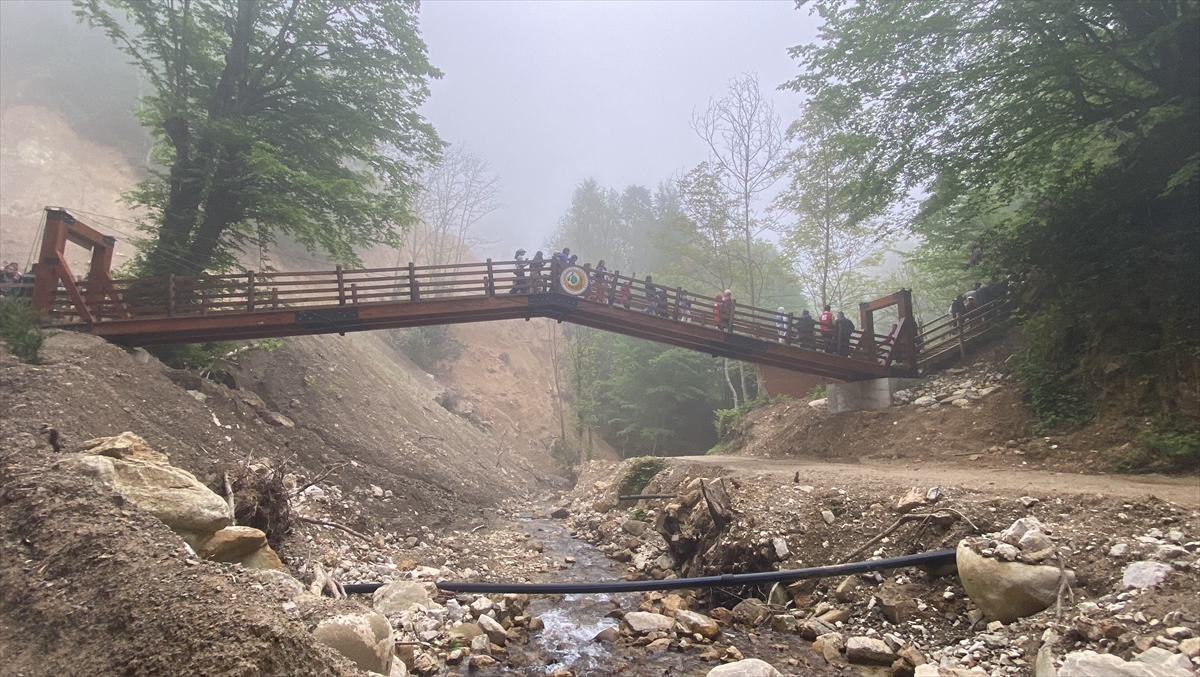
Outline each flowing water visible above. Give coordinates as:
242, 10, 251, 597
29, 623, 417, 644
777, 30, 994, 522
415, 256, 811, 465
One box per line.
476, 515, 836, 677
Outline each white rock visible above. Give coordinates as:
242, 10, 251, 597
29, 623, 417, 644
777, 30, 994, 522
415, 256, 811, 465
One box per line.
1018, 530, 1054, 553
1059, 650, 1192, 677
1134, 647, 1195, 673
1000, 517, 1048, 546
809, 398, 827, 409
476, 613, 507, 646
845, 636, 897, 665
373, 580, 434, 616
469, 596, 494, 617
705, 658, 783, 677
1122, 561, 1173, 589
821, 509, 836, 525
674, 610, 721, 639
72, 454, 232, 534
771, 537, 790, 560
312, 612, 393, 674
913, 395, 937, 407
623, 611, 675, 634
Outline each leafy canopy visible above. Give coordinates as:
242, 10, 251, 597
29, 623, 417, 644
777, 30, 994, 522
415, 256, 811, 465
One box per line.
76, 0, 443, 275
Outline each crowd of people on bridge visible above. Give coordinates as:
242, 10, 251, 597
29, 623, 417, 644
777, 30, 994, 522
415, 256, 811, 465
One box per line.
948, 279, 1008, 328
504, 246, 871, 357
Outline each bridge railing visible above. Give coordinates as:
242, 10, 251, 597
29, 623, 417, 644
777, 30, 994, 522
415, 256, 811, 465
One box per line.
915, 295, 1012, 368
47, 258, 909, 368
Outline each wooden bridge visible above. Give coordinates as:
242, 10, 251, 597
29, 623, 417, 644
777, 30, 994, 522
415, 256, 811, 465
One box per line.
23, 208, 1000, 383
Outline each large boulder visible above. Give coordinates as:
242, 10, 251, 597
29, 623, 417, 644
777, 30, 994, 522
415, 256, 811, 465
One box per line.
312, 612, 393, 674
956, 541, 1073, 623
1059, 650, 1192, 677
372, 580, 435, 616
73, 454, 232, 534
705, 658, 783, 677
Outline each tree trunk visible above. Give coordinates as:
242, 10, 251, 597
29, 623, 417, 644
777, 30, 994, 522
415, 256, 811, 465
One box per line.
739, 361, 749, 404
723, 358, 739, 407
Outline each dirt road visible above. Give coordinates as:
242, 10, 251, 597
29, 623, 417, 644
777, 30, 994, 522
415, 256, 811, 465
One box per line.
675, 455, 1200, 508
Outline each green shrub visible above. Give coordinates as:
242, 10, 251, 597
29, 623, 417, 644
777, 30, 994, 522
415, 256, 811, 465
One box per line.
550, 437, 581, 471
808, 383, 827, 400
150, 341, 238, 378
713, 395, 792, 441
1013, 308, 1093, 433
390, 326, 462, 372
0, 298, 45, 363
1117, 418, 1200, 474
617, 456, 666, 498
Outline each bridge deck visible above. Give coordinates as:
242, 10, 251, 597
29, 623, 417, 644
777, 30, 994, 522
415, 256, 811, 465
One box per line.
30, 209, 920, 382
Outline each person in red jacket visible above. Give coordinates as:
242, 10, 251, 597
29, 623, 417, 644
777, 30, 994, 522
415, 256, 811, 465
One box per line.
818, 304, 834, 353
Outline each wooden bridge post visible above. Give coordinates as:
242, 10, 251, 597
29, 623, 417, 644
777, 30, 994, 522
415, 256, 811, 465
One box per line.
167, 274, 176, 317
673, 287, 681, 320
485, 258, 495, 296
610, 271, 619, 305
272, 288, 279, 310
408, 262, 419, 301
336, 265, 346, 306
351, 283, 358, 305
247, 271, 256, 312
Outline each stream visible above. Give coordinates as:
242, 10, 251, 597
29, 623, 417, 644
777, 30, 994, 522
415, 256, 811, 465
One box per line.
474, 514, 838, 677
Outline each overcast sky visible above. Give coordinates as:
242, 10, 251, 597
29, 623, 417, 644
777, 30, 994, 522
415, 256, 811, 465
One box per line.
417, 1, 820, 259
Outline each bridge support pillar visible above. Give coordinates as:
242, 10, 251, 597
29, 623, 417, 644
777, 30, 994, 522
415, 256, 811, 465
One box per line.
827, 377, 924, 414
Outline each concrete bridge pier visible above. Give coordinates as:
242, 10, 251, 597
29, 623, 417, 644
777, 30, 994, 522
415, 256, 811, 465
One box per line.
827, 377, 925, 413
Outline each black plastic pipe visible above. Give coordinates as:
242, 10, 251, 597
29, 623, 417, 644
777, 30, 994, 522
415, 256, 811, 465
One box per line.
618, 494, 677, 500
341, 548, 956, 596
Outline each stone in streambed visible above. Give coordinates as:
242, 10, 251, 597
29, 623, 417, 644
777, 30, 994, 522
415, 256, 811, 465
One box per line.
674, 610, 721, 639
622, 611, 674, 635
846, 636, 898, 665
705, 658, 783, 677
957, 541, 1073, 623
372, 580, 434, 615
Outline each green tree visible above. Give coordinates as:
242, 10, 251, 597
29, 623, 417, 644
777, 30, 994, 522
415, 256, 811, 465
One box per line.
788, 0, 1200, 421
775, 103, 893, 312
77, 0, 442, 276
594, 336, 728, 458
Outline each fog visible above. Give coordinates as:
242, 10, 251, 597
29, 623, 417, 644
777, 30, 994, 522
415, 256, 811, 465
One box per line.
1, 1, 818, 261
419, 1, 818, 257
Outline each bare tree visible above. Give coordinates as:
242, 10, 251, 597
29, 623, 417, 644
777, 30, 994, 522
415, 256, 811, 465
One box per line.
401, 145, 502, 266
691, 73, 785, 310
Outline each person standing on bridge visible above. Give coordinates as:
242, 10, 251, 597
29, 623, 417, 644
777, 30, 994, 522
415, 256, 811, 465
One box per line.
509, 249, 528, 295
834, 311, 855, 356
592, 260, 608, 303
717, 290, 734, 331
618, 278, 632, 309
776, 307, 789, 344
679, 290, 693, 323
819, 305, 834, 352
642, 275, 658, 314
795, 309, 816, 350
529, 251, 546, 292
